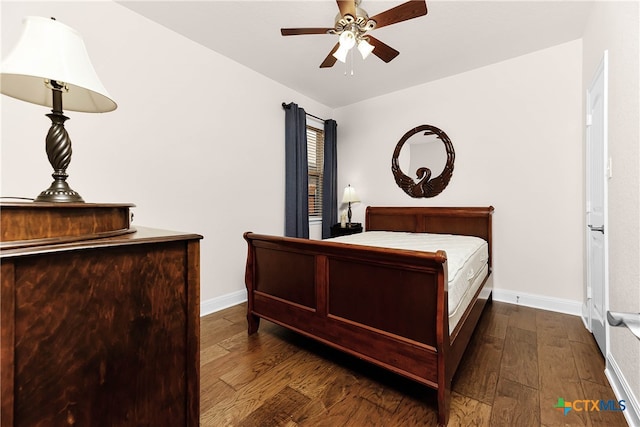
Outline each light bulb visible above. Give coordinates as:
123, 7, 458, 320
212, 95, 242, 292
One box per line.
338, 30, 356, 49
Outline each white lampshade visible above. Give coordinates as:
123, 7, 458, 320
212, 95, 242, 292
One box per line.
357, 39, 375, 60
333, 30, 356, 63
0, 16, 116, 113
342, 185, 360, 204
338, 30, 356, 50
333, 45, 350, 63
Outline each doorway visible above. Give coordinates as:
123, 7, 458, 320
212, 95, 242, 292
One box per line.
584, 51, 609, 356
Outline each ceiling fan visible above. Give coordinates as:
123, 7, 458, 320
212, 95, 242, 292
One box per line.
281, 0, 428, 68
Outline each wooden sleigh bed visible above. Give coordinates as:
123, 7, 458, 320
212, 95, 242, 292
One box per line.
243, 206, 494, 426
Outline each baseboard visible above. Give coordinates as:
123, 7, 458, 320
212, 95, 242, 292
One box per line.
492, 288, 582, 316
202, 288, 582, 318
201, 289, 247, 317
606, 353, 640, 426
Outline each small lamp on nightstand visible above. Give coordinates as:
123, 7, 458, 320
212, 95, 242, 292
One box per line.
341, 184, 360, 227
0, 16, 117, 203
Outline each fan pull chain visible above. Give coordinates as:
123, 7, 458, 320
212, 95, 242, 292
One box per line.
343, 49, 355, 76
350, 48, 354, 76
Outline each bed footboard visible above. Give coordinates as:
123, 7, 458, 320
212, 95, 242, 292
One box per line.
243, 233, 452, 421
243, 206, 493, 426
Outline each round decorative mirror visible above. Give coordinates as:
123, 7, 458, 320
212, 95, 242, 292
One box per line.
391, 125, 455, 198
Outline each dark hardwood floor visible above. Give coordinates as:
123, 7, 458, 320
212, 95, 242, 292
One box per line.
200, 300, 628, 426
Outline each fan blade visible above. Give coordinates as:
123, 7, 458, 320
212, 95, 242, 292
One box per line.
320, 43, 340, 68
367, 36, 400, 63
281, 28, 334, 36
336, 0, 356, 18
369, 0, 428, 30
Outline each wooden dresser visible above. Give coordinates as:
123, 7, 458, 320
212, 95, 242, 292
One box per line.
0, 202, 202, 426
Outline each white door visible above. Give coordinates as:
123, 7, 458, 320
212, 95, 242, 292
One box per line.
585, 51, 608, 356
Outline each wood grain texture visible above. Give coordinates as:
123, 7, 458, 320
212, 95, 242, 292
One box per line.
490, 378, 540, 426
199, 301, 627, 427
13, 243, 187, 426
581, 379, 628, 426
0, 202, 133, 242
448, 391, 493, 426
1, 262, 15, 427
2, 216, 201, 427
571, 340, 609, 386
500, 326, 539, 388
476, 309, 509, 339
236, 386, 310, 427
452, 333, 503, 404
507, 305, 538, 333
186, 240, 201, 426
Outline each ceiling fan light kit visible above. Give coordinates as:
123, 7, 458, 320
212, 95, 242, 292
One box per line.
281, 0, 428, 68
356, 38, 375, 60
333, 30, 356, 62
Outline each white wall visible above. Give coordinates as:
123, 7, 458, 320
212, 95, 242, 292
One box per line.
334, 40, 585, 306
2, 3, 585, 308
0, 1, 332, 306
582, 1, 640, 421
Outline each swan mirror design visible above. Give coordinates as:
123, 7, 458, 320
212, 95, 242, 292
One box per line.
391, 125, 455, 198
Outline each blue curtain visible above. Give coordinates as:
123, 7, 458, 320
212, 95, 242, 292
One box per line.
322, 119, 338, 239
284, 102, 309, 238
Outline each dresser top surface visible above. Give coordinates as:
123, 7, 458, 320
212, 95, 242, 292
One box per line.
1, 202, 201, 257
1, 226, 202, 258
0, 201, 136, 209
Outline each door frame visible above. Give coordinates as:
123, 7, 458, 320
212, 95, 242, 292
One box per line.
583, 50, 609, 356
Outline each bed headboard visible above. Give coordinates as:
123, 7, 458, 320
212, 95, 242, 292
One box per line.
365, 206, 494, 265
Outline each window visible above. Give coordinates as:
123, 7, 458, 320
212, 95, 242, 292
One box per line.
307, 124, 324, 218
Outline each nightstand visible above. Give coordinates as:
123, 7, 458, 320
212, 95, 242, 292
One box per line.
330, 222, 363, 237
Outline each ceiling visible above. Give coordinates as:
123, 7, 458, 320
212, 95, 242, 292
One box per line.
118, 0, 595, 108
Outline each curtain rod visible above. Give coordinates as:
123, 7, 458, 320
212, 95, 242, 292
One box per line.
281, 102, 325, 122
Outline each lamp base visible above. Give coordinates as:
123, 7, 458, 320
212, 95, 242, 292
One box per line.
35, 179, 84, 203
34, 88, 84, 203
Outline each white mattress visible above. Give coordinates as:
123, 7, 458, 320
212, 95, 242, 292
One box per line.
325, 231, 489, 331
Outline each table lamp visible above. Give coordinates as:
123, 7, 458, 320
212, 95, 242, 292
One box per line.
0, 16, 117, 202
341, 184, 360, 227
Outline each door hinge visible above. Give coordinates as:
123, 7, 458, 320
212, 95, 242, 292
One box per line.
586, 114, 593, 127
